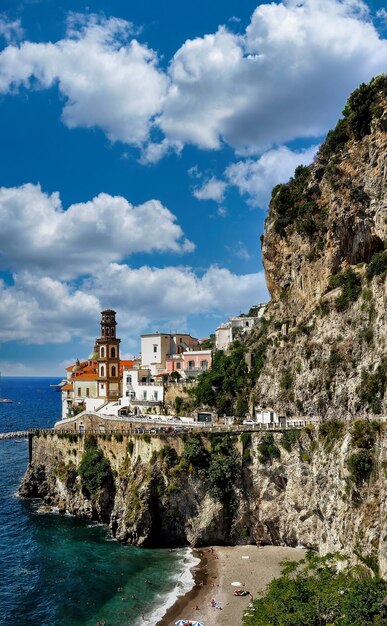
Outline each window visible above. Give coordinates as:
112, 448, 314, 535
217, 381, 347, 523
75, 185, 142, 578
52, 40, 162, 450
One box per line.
111, 328, 115, 337
100, 366, 105, 377
154, 391, 158, 401
143, 390, 147, 399
176, 362, 181, 370
106, 327, 110, 336
100, 347, 105, 358
102, 328, 105, 336
153, 344, 157, 353
111, 347, 116, 358
86, 388, 90, 397
77, 387, 81, 396
111, 365, 116, 377
188, 360, 195, 369
200, 360, 208, 370
126, 375, 132, 384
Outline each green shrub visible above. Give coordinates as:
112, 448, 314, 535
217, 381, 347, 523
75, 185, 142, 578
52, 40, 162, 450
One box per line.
181, 434, 210, 472
350, 420, 379, 449
159, 445, 178, 468
207, 438, 241, 502
78, 445, 114, 497
240, 432, 251, 449
258, 434, 281, 464
243, 449, 251, 464
174, 396, 184, 415
127, 440, 134, 455
366, 250, 387, 280
358, 358, 387, 414
242, 552, 387, 626
141, 433, 151, 444
113, 432, 123, 443
319, 419, 345, 449
347, 450, 374, 487
281, 429, 300, 452
329, 268, 361, 311
280, 369, 293, 392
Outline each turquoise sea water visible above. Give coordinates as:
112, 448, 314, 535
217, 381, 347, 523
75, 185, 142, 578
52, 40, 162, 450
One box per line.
0, 377, 192, 626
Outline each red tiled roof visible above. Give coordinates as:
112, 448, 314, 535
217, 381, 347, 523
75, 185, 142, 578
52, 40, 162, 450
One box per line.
61, 384, 73, 391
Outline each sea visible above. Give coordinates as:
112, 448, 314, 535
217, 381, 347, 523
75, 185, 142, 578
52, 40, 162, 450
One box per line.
0, 377, 196, 626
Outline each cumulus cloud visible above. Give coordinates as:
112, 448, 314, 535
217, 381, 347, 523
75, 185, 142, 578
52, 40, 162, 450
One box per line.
0, 14, 167, 145
159, 0, 387, 154
0, 16, 23, 44
0, 2, 385, 155
0, 265, 268, 344
193, 177, 227, 202
0, 183, 194, 279
226, 144, 318, 207
84, 263, 268, 321
0, 273, 100, 343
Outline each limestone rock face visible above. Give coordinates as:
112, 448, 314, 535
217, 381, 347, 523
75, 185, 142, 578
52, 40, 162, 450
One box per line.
20, 429, 387, 577
253, 77, 387, 419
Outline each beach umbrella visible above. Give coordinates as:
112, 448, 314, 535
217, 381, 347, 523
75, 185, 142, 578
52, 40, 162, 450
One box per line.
231, 581, 242, 586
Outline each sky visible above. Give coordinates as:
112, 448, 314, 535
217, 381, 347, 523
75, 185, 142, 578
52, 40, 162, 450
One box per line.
0, 0, 386, 375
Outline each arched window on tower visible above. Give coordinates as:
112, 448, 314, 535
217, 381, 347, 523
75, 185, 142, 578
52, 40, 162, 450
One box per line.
111, 347, 116, 358
111, 365, 116, 377
102, 328, 105, 336
111, 328, 115, 337
100, 347, 105, 358
106, 327, 110, 336
100, 366, 105, 377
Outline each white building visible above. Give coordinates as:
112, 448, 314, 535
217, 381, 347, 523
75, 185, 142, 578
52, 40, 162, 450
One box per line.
215, 304, 266, 351
120, 366, 164, 415
140, 332, 200, 375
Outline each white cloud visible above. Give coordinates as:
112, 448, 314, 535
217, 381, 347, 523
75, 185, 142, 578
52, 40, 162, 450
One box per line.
226, 144, 318, 207
227, 241, 252, 261
0, 183, 194, 279
0, 16, 23, 44
84, 263, 268, 321
158, 0, 387, 154
217, 206, 228, 217
0, 273, 100, 344
0, 265, 268, 344
193, 177, 227, 202
0, 3, 385, 156
0, 14, 167, 145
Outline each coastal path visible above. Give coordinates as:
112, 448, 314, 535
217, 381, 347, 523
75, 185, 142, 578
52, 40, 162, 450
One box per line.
0, 431, 30, 440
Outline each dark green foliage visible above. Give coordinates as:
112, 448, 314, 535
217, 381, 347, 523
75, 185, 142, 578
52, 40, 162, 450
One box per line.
113, 432, 123, 442
181, 434, 241, 502
84, 434, 98, 450
329, 268, 361, 311
174, 396, 184, 415
319, 419, 345, 450
240, 432, 251, 449
281, 429, 301, 453
271, 165, 320, 237
127, 440, 134, 455
280, 369, 293, 392
170, 370, 181, 382
358, 358, 387, 414
243, 552, 387, 626
258, 433, 281, 464
347, 450, 374, 487
207, 435, 241, 501
57, 432, 80, 443
366, 250, 387, 280
194, 344, 249, 415
350, 420, 379, 450
181, 434, 210, 471
342, 76, 387, 139
141, 433, 151, 444
78, 443, 114, 497
159, 445, 178, 469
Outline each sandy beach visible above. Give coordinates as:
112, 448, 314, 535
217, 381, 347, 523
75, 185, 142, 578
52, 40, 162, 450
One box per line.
157, 545, 305, 626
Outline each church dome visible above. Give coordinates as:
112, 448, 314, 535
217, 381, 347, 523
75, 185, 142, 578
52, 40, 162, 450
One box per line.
88, 349, 98, 360
72, 359, 81, 372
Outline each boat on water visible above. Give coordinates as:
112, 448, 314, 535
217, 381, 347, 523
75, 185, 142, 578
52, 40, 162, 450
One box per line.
0, 373, 13, 404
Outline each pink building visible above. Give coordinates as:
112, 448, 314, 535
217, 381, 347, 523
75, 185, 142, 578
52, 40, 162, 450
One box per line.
166, 349, 212, 379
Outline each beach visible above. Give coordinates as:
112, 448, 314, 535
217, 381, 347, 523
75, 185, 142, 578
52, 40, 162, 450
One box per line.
157, 544, 306, 626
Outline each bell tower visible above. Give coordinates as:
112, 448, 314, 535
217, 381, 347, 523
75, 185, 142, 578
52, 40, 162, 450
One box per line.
96, 309, 121, 401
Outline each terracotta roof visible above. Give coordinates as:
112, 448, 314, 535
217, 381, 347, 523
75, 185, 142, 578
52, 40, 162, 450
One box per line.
61, 384, 73, 391
71, 373, 98, 381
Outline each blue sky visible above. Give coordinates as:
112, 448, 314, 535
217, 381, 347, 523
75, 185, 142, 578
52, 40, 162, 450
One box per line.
0, 0, 386, 375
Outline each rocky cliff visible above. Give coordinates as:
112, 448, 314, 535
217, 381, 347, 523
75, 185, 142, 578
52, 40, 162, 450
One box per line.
20, 424, 387, 576
251, 75, 387, 419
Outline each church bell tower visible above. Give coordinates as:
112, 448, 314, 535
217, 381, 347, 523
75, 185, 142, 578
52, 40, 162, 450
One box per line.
96, 309, 121, 400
